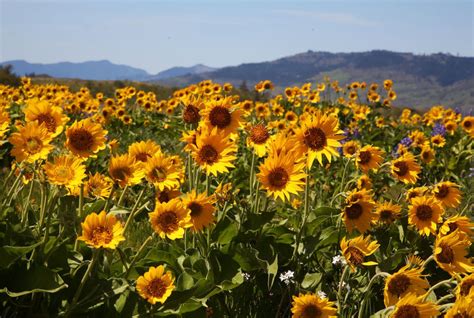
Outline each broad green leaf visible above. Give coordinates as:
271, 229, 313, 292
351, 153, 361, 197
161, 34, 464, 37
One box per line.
301, 272, 322, 289
0, 242, 42, 268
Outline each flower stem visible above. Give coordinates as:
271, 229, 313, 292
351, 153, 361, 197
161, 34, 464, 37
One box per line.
123, 186, 146, 233
117, 185, 128, 207
358, 272, 390, 318
337, 266, 350, 311
104, 184, 117, 212
125, 235, 152, 279
292, 173, 310, 261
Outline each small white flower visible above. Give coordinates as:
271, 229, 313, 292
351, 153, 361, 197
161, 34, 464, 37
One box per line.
332, 255, 347, 266
243, 273, 251, 281
279, 270, 295, 285
317, 290, 327, 299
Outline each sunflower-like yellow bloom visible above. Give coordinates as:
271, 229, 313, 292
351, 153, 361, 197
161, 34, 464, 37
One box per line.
439, 215, 473, 237
431, 135, 445, 148
434, 230, 474, 276
376, 201, 402, 224
77, 211, 125, 249
342, 140, 360, 157
257, 153, 306, 202
444, 293, 474, 318
432, 181, 462, 208
109, 154, 144, 188
83, 172, 113, 199
65, 118, 107, 158
342, 189, 376, 233
43, 155, 86, 191
294, 111, 344, 167
148, 198, 192, 240
461, 116, 474, 138
0, 106, 10, 139
420, 145, 435, 164
200, 96, 243, 136
355, 145, 385, 173
191, 128, 237, 176
389, 293, 439, 318
408, 196, 444, 236
384, 264, 430, 306
390, 152, 421, 184
182, 190, 215, 232
128, 140, 162, 166
357, 175, 372, 190
246, 123, 271, 157
136, 265, 175, 305
341, 235, 379, 271
456, 273, 474, 301
9, 121, 54, 163
181, 95, 203, 125
155, 188, 181, 204
406, 186, 429, 203
144, 152, 182, 191
290, 293, 337, 318
23, 98, 69, 137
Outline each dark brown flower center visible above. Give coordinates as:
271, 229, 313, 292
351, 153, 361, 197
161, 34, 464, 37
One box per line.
209, 106, 232, 128
358, 151, 372, 164
346, 203, 363, 220
135, 152, 151, 162
460, 278, 474, 296
301, 304, 322, 318
447, 222, 458, 235
415, 205, 433, 221
394, 161, 409, 177
303, 128, 327, 150
464, 120, 472, 129
394, 305, 420, 318
157, 191, 170, 203
157, 211, 179, 233
380, 210, 395, 222
268, 167, 289, 188
146, 278, 167, 298
437, 244, 454, 264
435, 185, 449, 199
346, 246, 365, 266
91, 225, 113, 245
111, 167, 131, 182
188, 202, 203, 217
249, 124, 270, 144
37, 113, 57, 132
150, 167, 167, 182
345, 145, 356, 155
452, 312, 470, 318
183, 104, 201, 124
69, 128, 94, 152
388, 274, 411, 296
26, 137, 42, 152
198, 145, 219, 164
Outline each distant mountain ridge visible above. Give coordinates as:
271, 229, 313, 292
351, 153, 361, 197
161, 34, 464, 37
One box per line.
153, 50, 474, 110
0, 60, 217, 81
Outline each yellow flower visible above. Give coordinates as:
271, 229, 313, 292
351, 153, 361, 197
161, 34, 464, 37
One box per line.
420, 145, 435, 164
439, 215, 474, 237
9, 121, 54, 163
290, 293, 337, 318
355, 145, 384, 173
246, 123, 271, 157
430, 135, 445, 148
357, 175, 372, 190
444, 294, 474, 318
149, 198, 192, 240
294, 111, 344, 167
257, 153, 306, 202
376, 201, 402, 225
341, 235, 379, 271
432, 181, 462, 208
461, 116, 474, 137
434, 230, 474, 276
43, 155, 86, 191
342, 197, 376, 234
342, 140, 360, 158
136, 265, 175, 305
128, 140, 162, 165
192, 128, 237, 176
391, 152, 421, 184
65, 118, 107, 158
23, 98, 69, 137
144, 152, 181, 191
406, 186, 429, 203
83, 172, 113, 199
408, 196, 443, 236
0, 106, 10, 139
182, 190, 215, 232
456, 273, 474, 301
384, 264, 430, 306
109, 154, 144, 188
200, 96, 243, 136
389, 293, 439, 318
77, 211, 125, 249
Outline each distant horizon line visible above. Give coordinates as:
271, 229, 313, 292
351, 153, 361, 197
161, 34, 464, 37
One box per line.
2, 49, 473, 75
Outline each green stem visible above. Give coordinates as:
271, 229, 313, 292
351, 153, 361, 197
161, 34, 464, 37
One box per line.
117, 185, 128, 207
249, 152, 256, 199
422, 279, 455, 301
337, 266, 350, 311
125, 236, 153, 279
104, 184, 117, 212
358, 272, 390, 318
292, 174, 310, 261
78, 184, 84, 218
21, 180, 35, 226
66, 249, 100, 316
123, 186, 147, 233
205, 174, 210, 196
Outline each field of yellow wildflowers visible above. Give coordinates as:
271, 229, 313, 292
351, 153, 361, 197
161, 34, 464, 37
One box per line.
0, 77, 473, 317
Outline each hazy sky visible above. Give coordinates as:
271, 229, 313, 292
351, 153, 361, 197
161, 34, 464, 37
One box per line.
1, 0, 473, 74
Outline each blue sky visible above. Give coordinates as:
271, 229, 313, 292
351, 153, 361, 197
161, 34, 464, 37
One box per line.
1, 0, 473, 74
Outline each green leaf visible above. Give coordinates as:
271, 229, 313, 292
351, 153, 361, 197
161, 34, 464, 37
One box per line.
267, 255, 278, 290
212, 218, 238, 245
243, 210, 276, 230
231, 244, 265, 272
0, 242, 42, 268
0, 265, 68, 297
177, 271, 195, 291
301, 272, 322, 289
